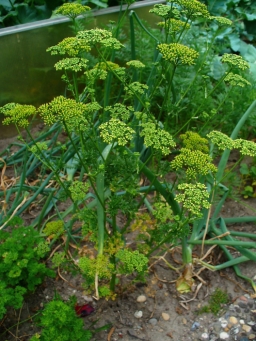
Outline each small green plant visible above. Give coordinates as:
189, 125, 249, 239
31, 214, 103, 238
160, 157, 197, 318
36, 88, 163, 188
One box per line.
239, 161, 256, 198
0, 219, 55, 319
198, 288, 229, 315
30, 296, 92, 341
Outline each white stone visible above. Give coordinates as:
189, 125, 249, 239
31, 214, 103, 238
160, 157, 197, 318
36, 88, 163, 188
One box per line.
240, 319, 245, 325
137, 295, 147, 303
134, 310, 143, 318
161, 313, 170, 321
201, 333, 209, 339
220, 332, 229, 340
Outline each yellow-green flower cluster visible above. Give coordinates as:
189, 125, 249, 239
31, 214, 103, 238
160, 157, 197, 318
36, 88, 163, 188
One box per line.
153, 202, 173, 223
30, 142, 48, 155
175, 183, 210, 217
105, 103, 133, 121
126, 60, 145, 69
100, 37, 124, 50
140, 122, 176, 155
207, 131, 235, 150
125, 82, 148, 96
43, 220, 64, 237
55, 3, 91, 20
99, 118, 135, 146
94, 61, 120, 71
134, 111, 148, 123
85, 68, 108, 81
210, 16, 232, 26
79, 255, 114, 279
171, 148, 217, 179
177, 0, 210, 18
224, 72, 251, 87
116, 249, 148, 274
77, 29, 123, 50
221, 54, 249, 70
38, 96, 88, 128
77, 28, 111, 43
1, 103, 36, 128
180, 131, 209, 154
157, 19, 189, 33
54, 57, 88, 72
149, 4, 173, 18
234, 139, 256, 157
157, 43, 199, 66
47, 37, 91, 57
69, 181, 90, 201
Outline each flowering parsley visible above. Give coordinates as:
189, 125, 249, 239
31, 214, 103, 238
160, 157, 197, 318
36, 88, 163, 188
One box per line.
175, 183, 210, 218
149, 4, 173, 18
176, 0, 210, 18
157, 43, 199, 66
171, 148, 217, 179
234, 139, 256, 157
54, 57, 88, 72
1, 103, 36, 128
47, 37, 91, 57
207, 131, 235, 150
140, 122, 176, 155
224, 73, 251, 87
126, 60, 145, 69
221, 54, 249, 70
55, 3, 91, 20
99, 118, 135, 146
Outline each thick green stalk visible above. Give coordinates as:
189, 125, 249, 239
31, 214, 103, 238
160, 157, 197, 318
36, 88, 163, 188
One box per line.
96, 169, 105, 256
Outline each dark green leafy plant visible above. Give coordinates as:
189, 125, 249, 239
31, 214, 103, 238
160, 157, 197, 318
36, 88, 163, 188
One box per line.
239, 160, 256, 198
198, 288, 229, 315
30, 297, 92, 341
0, 220, 55, 319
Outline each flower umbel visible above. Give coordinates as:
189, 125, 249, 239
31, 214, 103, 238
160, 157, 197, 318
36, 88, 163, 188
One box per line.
55, 3, 91, 20
1, 103, 36, 128
224, 73, 251, 87
234, 139, 256, 157
140, 122, 176, 155
175, 183, 210, 217
38, 96, 89, 131
176, 0, 210, 18
221, 54, 249, 70
171, 148, 217, 179
54, 57, 88, 72
207, 131, 235, 150
157, 43, 199, 66
47, 37, 91, 57
99, 118, 135, 146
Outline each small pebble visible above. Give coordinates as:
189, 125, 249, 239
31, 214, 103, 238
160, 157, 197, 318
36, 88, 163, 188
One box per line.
201, 332, 209, 339
252, 324, 256, 332
148, 318, 158, 325
242, 324, 252, 333
162, 312, 170, 321
219, 331, 229, 339
229, 316, 238, 324
134, 310, 143, 318
191, 322, 200, 331
136, 295, 147, 303
248, 335, 256, 340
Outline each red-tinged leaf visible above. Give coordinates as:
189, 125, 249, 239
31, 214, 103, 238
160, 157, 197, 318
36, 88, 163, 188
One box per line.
75, 303, 95, 317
